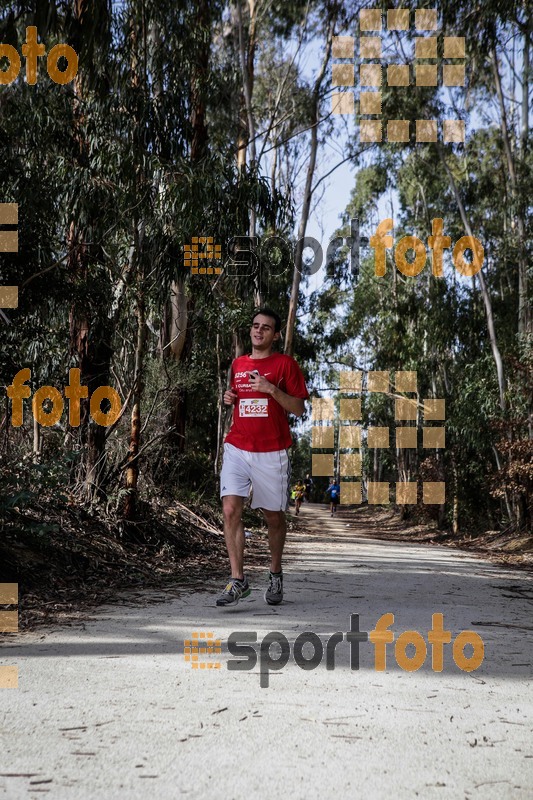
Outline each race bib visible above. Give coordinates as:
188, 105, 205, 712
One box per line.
239, 398, 269, 417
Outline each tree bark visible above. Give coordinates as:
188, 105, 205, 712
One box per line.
191, 0, 210, 161
285, 21, 334, 356
234, 0, 257, 174
158, 0, 213, 452
68, 0, 113, 501
124, 286, 146, 520
490, 45, 530, 338
234, 0, 260, 301
159, 279, 188, 362
438, 148, 507, 413
123, 6, 147, 520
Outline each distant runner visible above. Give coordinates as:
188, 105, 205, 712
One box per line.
217, 308, 309, 607
292, 479, 306, 515
304, 473, 314, 502
325, 477, 340, 516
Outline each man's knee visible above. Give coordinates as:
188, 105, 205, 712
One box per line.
223, 497, 242, 523
262, 509, 285, 526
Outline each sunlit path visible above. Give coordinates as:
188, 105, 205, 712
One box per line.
2, 506, 532, 798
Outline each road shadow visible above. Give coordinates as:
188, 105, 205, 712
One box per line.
2, 505, 532, 680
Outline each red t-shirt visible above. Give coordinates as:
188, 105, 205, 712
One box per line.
225, 352, 309, 452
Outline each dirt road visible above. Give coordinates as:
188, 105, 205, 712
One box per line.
1, 505, 532, 798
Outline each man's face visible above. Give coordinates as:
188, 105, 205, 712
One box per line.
250, 314, 280, 351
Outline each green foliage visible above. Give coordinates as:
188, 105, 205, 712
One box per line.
0, 0, 530, 543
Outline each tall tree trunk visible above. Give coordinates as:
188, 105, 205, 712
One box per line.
270, 141, 277, 195
158, 0, 212, 453
159, 279, 191, 455
285, 22, 334, 356
440, 146, 515, 523
32, 416, 40, 461
68, 0, 112, 502
124, 283, 146, 520
191, 0, 210, 161
451, 452, 460, 535
159, 279, 188, 362
234, 0, 257, 175
235, 0, 260, 302
490, 45, 530, 339
123, 4, 147, 520
438, 148, 507, 413
69, 301, 112, 499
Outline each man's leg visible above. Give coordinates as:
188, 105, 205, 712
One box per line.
262, 509, 286, 573
262, 508, 286, 605
249, 449, 289, 605
222, 495, 245, 578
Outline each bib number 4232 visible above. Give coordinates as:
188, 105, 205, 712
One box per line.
239, 398, 268, 417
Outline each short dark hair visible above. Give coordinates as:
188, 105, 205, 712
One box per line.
252, 307, 281, 333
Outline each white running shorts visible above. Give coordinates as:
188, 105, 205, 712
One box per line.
220, 442, 290, 511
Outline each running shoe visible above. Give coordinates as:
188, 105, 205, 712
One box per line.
215, 576, 251, 607
264, 571, 283, 605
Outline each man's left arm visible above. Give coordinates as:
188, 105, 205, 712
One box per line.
268, 384, 305, 417
251, 373, 306, 416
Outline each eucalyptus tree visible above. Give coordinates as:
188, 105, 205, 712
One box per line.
307, 0, 531, 531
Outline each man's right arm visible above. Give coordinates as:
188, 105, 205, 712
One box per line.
223, 364, 237, 405
224, 389, 237, 405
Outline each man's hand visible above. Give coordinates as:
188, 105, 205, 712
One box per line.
248, 371, 274, 394
249, 371, 305, 417
224, 389, 238, 405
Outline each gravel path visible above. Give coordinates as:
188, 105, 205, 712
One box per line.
1, 505, 532, 798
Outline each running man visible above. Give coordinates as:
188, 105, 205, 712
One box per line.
217, 308, 309, 607
304, 473, 314, 502
325, 476, 340, 516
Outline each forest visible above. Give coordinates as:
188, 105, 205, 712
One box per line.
0, 0, 531, 608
